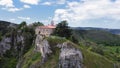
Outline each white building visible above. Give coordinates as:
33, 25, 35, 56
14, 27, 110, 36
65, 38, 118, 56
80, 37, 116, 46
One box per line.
35, 22, 56, 37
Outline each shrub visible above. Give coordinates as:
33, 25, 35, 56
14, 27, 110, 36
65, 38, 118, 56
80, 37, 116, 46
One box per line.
47, 36, 67, 46
90, 45, 105, 55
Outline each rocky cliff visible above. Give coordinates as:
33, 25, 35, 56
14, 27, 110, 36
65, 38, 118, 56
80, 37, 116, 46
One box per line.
35, 35, 52, 63
57, 42, 83, 68
36, 35, 83, 68
0, 34, 24, 57
17, 34, 83, 68
0, 21, 35, 68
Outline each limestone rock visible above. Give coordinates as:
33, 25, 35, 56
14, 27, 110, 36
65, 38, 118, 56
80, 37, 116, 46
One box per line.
35, 35, 52, 63
57, 42, 83, 68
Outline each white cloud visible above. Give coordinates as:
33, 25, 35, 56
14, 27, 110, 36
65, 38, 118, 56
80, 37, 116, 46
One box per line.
8, 7, 23, 12
18, 16, 30, 20
41, 0, 67, 6
20, 0, 40, 5
2, 7, 23, 12
57, 0, 66, 4
0, 0, 14, 7
42, 2, 52, 6
0, 0, 24, 12
23, 5, 31, 8
53, 0, 120, 26
10, 18, 15, 21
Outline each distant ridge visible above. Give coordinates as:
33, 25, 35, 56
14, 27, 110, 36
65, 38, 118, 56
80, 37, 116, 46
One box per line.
73, 27, 120, 35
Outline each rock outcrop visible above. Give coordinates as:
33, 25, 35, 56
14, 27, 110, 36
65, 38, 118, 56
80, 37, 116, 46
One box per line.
34, 34, 83, 68
0, 34, 24, 57
35, 34, 52, 63
57, 43, 83, 68
0, 37, 11, 56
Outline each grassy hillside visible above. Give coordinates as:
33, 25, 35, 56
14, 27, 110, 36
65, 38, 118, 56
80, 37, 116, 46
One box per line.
78, 46, 114, 68
20, 46, 60, 68
19, 46, 42, 68
73, 30, 120, 46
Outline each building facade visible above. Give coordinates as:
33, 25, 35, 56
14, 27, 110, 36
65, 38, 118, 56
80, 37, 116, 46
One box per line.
35, 22, 56, 37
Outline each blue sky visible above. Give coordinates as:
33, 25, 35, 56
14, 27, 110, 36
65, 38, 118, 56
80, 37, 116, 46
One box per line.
0, 0, 120, 29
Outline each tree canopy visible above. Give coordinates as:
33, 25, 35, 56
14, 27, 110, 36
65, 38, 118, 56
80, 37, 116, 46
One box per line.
53, 20, 72, 39
33, 22, 44, 27
18, 21, 27, 29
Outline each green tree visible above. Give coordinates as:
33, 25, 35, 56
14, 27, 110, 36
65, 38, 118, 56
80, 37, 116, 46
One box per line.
18, 21, 27, 29
53, 20, 72, 39
33, 22, 44, 27
20, 21, 26, 26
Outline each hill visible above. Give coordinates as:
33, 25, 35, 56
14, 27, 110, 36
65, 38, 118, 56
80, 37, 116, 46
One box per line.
74, 27, 120, 35
72, 29, 120, 46
0, 20, 17, 36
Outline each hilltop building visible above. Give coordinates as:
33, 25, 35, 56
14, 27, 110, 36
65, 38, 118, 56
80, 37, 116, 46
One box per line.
35, 21, 56, 37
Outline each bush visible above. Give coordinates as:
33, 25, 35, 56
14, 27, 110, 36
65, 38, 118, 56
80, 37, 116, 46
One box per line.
116, 55, 120, 61
47, 36, 67, 46
69, 35, 79, 44
0, 57, 17, 68
32, 52, 41, 61
90, 45, 105, 55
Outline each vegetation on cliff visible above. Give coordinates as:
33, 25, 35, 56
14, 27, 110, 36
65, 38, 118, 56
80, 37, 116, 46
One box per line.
0, 21, 35, 68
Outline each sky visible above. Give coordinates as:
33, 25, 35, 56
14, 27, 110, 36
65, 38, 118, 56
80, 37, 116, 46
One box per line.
0, 0, 120, 29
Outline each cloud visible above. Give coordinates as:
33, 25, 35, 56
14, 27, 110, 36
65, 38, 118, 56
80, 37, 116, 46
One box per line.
41, 0, 67, 6
57, 0, 66, 4
23, 5, 31, 8
0, 0, 14, 7
2, 7, 23, 12
53, 0, 120, 27
8, 7, 23, 12
0, 0, 23, 12
10, 18, 15, 21
20, 0, 40, 5
18, 16, 30, 20
41, 2, 52, 6
1, 2, 30, 12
